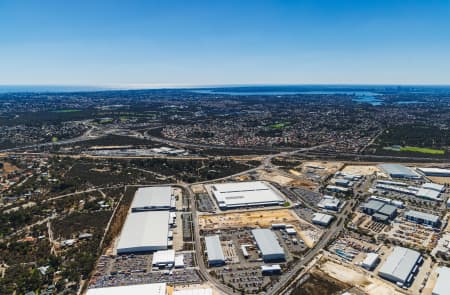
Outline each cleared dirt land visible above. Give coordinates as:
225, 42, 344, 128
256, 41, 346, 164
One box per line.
292, 271, 350, 295
198, 209, 322, 247
341, 165, 380, 176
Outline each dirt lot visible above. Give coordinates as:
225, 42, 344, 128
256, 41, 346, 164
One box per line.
301, 161, 344, 175
198, 209, 322, 248
341, 165, 380, 176
0, 161, 20, 173
319, 260, 403, 295
292, 270, 350, 295
257, 170, 295, 185
427, 176, 450, 185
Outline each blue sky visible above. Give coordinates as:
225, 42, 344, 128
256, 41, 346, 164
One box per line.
0, 0, 449, 86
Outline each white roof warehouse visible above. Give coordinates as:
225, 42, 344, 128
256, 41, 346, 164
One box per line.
210, 181, 285, 209
117, 211, 171, 254
252, 229, 285, 262
131, 186, 175, 212
378, 246, 422, 287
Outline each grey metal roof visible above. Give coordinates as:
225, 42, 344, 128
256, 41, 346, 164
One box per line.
405, 210, 439, 223
117, 211, 170, 253
433, 267, 450, 295
378, 204, 397, 216
373, 213, 389, 221
379, 164, 420, 178
205, 235, 225, 262
251, 229, 284, 256
131, 186, 173, 211
379, 246, 421, 283
363, 200, 384, 211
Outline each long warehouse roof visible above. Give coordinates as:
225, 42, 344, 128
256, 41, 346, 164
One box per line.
211, 181, 284, 208
405, 210, 440, 223
117, 211, 170, 252
379, 164, 420, 178
433, 267, 450, 295
379, 246, 420, 283
251, 228, 284, 256
86, 283, 167, 295
131, 186, 173, 210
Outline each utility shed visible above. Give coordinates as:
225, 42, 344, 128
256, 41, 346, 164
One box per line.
378, 246, 422, 286
432, 267, 450, 295
131, 186, 175, 212
117, 211, 170, 254
205, 235, 225, 266
252, 229, 285, 262
362, 253, 379, 270
86, 283, 167, 295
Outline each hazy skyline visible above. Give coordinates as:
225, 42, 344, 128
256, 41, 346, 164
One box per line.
1, 0, 450, 86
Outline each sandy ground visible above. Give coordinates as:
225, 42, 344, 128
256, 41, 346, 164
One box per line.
198, 209, 322, 247
341, 165, 380, 176
258, 170, 294, 185
171, 283, 223, 295
320, 260, 403, 295
301, 161, 344, 175
0, 161, 20, 173
427, 176, 450, 185
190, 184, 207, 194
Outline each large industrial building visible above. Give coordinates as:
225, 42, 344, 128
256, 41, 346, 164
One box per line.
117, 211, 171, 254
361, 253, 379, 270
378, 246, 422, 287
405, 210, 440, 227
131, 186, 175, 212
432, 267, 450, 295
317, 195, 341, 211
152, 249, 175, 267
86, 283, 167, 295
417, 167, 450, 177
209, 181, 285, 209
379, 164, 421, 179
312, 213, 334, 226
205, 235, 225, 266
361, 200, 397, 222
251, 229, 285, 262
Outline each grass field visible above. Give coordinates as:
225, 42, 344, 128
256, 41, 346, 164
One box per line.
270, 122, 289, 129
52, 109, 81, 113
400, 146, 445, 155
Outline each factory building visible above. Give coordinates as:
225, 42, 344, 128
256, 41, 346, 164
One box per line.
369, 195, 404, 208
210, 181, 285, 209
379, 164, 421, 179
417, 167, 450, 177
312, 213, 334, 226
432, 267, 450, 295
205, 235, 225, 266
117, 211, 171, 254
317, 195, 341, 211
326, 185, 349, 193
131, 186, 175, 212
335, 179, 353, 187
422, 183, 445, 192
405, 210, 440, 227
362, 200, 397, 222
86, 283, 167, 295
152, 249, 175, 267
252, 229, 285, 262
261, 264, 282, 275
378, 246, 422, 287
415, 187, 441, 201
361, 253, 380, 270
